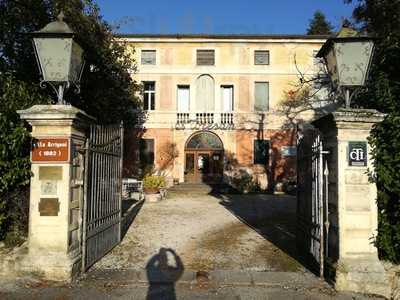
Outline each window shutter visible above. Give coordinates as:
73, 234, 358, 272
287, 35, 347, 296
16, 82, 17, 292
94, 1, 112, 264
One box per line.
254, 82, 269, 111
254, 50, 270, 65
141, 50, 156, 65
196, 75, 215, 111
197, 50, 215, 65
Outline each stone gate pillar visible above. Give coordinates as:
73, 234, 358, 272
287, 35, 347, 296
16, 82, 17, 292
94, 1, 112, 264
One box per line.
312, 108, 390, 297
17, 105, 95, 281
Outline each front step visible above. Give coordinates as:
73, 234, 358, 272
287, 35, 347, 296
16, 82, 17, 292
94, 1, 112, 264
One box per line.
168, 183, 236, 195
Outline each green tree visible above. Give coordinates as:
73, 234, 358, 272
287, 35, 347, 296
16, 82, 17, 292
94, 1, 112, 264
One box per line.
345, 0, 400, 263
0, 0, 140, 242
307, 10, 334, 35
0, 0, 140, 124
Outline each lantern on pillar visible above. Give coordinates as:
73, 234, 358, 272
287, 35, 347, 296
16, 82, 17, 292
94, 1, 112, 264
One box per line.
31, 12, 85, 104
317, 25, 376, 107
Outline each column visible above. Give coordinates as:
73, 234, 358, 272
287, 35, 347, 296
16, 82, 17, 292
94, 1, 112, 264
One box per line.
312, 108, 390, 298
17, 105, 95, 281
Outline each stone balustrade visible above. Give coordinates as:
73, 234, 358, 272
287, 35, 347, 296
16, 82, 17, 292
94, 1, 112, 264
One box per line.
134, 110, 307, 130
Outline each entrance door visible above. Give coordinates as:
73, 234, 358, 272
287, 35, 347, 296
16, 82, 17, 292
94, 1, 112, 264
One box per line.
185, 150, 223, 183
184, 131, 224, 184
197, 152, 210, 182
184, 152, 196, 182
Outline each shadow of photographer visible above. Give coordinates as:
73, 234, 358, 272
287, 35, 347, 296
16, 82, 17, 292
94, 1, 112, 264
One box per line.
146, 248, 184, 300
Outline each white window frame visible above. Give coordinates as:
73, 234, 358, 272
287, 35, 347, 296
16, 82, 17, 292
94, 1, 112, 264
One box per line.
177, 85, 190, 112
143, 81, 155, 111
220, 85, 234, 112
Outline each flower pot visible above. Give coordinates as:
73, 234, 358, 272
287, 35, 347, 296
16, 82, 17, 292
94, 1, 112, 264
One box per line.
143, 187, 159, 194
145, 193, 162, 203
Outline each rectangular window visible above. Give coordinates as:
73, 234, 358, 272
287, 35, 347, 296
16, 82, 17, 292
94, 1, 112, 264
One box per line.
177, 85, 190, 112
197, 49, 215, 65
254, 82, 269, 111
143, 81, 155, 110
254, 50, 270, 65
221, 85, 234, 112
254, 140, 270, 165
141, 50, 156, 65
139, 139, 155, 168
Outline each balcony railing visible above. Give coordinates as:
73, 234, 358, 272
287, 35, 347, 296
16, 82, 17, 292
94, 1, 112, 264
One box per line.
176, 112, 190, 124
220, 112, 234, 125
196, 113, 214, 124
139, 110, 301, 131
176, 112, 234, 128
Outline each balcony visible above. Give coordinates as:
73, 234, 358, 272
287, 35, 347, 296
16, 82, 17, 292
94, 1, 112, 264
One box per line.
137, 110, 295, 131
176, 112, 234, 130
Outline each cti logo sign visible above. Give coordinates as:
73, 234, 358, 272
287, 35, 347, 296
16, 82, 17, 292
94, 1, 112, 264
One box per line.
348, 142, 367, 166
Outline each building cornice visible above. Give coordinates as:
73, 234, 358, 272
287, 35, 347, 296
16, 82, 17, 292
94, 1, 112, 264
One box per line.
115, 33, 329, 44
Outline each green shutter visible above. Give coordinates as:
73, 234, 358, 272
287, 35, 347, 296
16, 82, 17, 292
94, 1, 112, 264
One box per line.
254, 82, 269, 111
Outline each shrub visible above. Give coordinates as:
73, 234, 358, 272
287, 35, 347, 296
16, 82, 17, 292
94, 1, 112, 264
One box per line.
369, 114, 400, 263
143, 175, 166, 193
231, 169, 260, 193
282, 176, 297, 195
0, 74, 49, 241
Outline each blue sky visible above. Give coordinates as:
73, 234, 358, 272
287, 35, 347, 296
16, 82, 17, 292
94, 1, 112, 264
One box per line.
96, 0, 357, 35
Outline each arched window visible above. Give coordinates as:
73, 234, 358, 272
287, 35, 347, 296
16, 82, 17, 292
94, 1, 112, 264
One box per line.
196, 74, 214, 111
186, 131, 223, 150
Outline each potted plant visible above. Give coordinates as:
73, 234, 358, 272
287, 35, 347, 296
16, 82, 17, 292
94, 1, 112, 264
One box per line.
143, 175, 166, 202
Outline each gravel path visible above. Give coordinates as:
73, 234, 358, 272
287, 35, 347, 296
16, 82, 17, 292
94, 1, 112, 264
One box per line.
93, 192, 304, 273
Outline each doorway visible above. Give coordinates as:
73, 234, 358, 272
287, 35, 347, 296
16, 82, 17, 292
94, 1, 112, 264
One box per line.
184, 131, 223, 184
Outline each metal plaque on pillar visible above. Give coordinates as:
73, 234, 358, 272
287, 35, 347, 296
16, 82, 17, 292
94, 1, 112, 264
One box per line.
39, 198, 60, 216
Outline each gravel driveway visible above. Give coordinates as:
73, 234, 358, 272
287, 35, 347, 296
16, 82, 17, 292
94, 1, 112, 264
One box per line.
92, 190, 304, 274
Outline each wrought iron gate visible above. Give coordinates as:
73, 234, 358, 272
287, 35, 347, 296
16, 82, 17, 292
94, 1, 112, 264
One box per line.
296, 125, 329, 277
82, 123, 123, 271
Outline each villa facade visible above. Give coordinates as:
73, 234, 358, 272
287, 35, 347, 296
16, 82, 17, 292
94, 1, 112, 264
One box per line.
120, 34, 327, 190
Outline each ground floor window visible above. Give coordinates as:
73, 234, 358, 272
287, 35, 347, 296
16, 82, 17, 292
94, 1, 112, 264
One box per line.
254, 139, 270, 165
140, 138, 155, 170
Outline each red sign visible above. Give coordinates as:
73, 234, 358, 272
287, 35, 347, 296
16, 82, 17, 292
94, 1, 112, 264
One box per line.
32, 138, 69, 162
